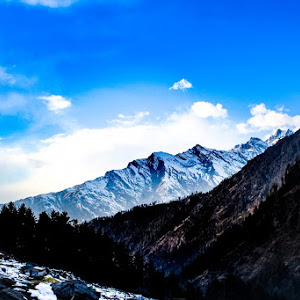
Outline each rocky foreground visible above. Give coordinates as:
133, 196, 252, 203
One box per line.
0, 252, 154, 300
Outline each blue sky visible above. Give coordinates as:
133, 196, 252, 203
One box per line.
0, 0, 300, 201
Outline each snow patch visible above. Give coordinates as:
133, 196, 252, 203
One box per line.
29, 283, 57, 300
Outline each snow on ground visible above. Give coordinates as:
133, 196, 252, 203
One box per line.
0, 252, 155, 300
94, 285, 150, 300
29, 283, 57, 300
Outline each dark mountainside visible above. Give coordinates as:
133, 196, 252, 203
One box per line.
182, 158, 300, 299
93, 130, 300, 286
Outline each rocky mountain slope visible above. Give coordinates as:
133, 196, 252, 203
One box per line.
94, 129, 300, 276
182, 156, 300, 299
12, 129, 292, 221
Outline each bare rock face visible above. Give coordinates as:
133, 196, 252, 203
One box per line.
52, 280, 99, 300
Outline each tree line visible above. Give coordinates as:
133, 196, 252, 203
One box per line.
0, 203, 189, 299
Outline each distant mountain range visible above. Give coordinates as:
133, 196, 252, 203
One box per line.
11, 129, 293, 221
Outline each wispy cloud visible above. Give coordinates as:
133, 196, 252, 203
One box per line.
237, 103, 300, 134
0, 93, 28, 115
109, 111, 150, 126
0, 66, 16, 85
0, 92, 76, 138
19, 0, 77, 7
0, 66, 36, 88
169, 79, 192, 91
10, 0, 138, 8
38, 95, 72, 112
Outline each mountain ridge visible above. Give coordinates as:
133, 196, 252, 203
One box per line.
94, 128, 300, 276
10, 129, 292, 221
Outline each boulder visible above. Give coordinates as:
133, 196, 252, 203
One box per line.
52, 280, 99, 299
0, 288, 27, 300
0, 278, 14, 290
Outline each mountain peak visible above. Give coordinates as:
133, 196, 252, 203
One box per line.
265, 128, 293, 146
286, 128, 294, 136
191, 144, 206, 153
249, 137, 263, 143
232, 137, 265, 152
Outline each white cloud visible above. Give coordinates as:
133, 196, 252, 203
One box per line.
191, 102, 228, 118
237, 103, 300, 134
109, 111, 150, 126
20, 0, 77, 7
0, 93, 76, 136
169, 79, 192, 91
250, 103, 268, 116
0, 100, 242, 202
38, 95, 71, 112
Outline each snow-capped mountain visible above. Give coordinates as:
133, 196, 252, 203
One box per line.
265, 128, 294, 146
11, 129, 293, 221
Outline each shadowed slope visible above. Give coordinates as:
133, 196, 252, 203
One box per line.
94, 129, 300, 273
183, 157, 300, 299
